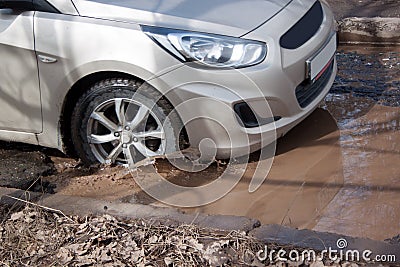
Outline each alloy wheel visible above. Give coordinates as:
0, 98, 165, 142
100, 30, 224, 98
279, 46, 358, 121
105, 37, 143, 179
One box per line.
87, 98, 166, 164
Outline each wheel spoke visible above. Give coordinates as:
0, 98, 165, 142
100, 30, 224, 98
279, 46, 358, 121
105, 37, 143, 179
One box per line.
122, 146, 134, 165
90, 111, 118, 132
88, 133, 118, 144
106, 143, 123, 163
135, 130, 165, 140
115, 98, 126, 125
133, 142, 159, 157
127, 105, 149, 130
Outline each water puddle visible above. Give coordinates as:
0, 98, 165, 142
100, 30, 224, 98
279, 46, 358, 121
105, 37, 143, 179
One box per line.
184, 46, 400, 241
314, 104, 400, 240
182, 108, 343, 230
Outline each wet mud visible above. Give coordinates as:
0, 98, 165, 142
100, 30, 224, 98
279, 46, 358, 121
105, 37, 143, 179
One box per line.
0, 142, 55, 191
0, 45, 399, 241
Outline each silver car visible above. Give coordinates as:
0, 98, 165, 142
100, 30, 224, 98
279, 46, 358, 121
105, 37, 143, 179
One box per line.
0, 0, 337, 164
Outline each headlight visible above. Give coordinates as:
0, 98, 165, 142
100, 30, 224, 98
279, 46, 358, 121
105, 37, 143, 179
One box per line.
141, 25, 267, 68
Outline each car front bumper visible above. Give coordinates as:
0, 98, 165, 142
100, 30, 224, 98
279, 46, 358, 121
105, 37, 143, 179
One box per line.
148, 0, 337, 158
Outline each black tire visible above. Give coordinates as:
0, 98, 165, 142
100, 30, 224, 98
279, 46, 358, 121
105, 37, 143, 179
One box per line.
71, 78, 183, 165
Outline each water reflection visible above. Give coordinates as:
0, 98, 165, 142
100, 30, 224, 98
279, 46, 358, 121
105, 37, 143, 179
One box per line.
314, 46, 400, 240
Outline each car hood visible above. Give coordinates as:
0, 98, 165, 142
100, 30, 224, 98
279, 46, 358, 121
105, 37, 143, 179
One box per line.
72, 0, 293, 36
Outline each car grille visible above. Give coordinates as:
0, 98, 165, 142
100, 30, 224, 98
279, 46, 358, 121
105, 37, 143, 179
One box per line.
295, 59, 334, 108
280, 1, 323, 49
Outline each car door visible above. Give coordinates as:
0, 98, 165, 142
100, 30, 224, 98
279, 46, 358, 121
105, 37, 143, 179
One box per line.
0, 7, 42, 133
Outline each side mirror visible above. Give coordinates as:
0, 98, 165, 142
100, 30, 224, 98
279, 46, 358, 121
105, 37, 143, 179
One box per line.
0, 0, 34, 10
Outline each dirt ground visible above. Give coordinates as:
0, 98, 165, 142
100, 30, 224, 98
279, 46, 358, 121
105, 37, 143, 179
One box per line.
0, 45, 399, 243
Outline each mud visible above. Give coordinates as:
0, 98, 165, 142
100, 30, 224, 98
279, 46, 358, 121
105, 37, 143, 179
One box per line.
326, 0, 400, 20
0, 142, 54, 190
43, 159, 137, 201
0, 46, 399, 241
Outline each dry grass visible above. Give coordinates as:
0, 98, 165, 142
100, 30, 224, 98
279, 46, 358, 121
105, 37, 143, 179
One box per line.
0, 205, 383, 267
0, 205, 267, 266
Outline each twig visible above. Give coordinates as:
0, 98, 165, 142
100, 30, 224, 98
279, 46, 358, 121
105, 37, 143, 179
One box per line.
4, 195, 75, 223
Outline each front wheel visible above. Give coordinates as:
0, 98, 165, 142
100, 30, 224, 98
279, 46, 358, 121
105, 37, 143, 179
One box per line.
71, 78, 182, 165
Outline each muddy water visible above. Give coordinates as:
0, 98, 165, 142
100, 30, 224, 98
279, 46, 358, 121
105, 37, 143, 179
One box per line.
313, 46, 400, 240
185, 108, 343, 230
314, 104, 400, 240
37, 46, 400, 241
185, 46, 400, 241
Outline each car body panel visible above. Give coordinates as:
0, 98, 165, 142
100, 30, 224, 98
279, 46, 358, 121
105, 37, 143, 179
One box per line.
0, 10, 42, 134
70, 0, 292, 36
